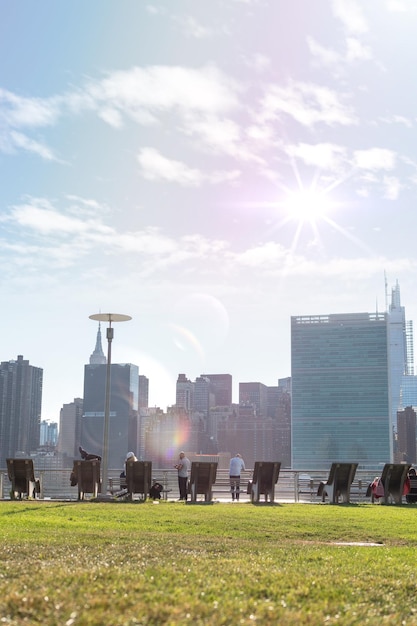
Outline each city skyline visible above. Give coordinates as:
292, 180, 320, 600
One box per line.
2, 2, 417, 421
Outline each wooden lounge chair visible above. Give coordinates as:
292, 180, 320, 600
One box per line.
126, 460, 152, 501
188, 461, 218, 503
317, 463, 358, 503
7, 458, 41, 499
367, 463, 411, 504
72, 459, 101, 500
250, 461, 281, 503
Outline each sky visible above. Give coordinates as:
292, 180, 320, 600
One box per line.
2, 0, 417, 421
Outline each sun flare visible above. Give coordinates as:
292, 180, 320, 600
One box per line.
283, 189, 332, 223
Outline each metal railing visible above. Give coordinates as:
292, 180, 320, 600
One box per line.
0, 467, 379, 503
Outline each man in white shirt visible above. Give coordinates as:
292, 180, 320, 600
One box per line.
175, 451, 191, 501
229, 453, 246, 501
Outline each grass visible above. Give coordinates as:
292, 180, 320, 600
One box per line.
1, 501, 417, 625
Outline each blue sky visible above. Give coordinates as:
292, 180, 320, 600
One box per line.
2, 0, 417, 420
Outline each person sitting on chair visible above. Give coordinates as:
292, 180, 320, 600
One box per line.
150, 482, 163, 499
79, 446, 102, 461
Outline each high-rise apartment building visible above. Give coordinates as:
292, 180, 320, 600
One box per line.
0, 355, 43, 465
291, 313, 392, 470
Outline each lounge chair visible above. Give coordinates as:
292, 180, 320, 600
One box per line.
188, 461, 218, 503
317, 463, 358, 503
126, 460, 152, 501
72, 459, 101, 500
250, 461, 281, 503
367, 463, 411, 504
7, 458, 41, 499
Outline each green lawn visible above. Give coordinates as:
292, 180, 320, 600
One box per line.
0, 501, 416, 625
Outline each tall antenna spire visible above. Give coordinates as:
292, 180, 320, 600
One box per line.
89, 322, 107, 365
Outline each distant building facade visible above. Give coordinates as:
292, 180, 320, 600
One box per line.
291, 313, 392, 470
201, 374, 232, 406
239, 382, 268, 417
396, 406, 416, 463
58, 397, 84, 462
0, 355, 43, 465
139, 375, 149, 408
40, 420, 58, 448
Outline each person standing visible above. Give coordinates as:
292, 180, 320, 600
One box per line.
175, 451, 191, 501
229, 453, 245, 501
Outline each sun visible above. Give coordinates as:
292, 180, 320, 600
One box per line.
283, 189, 332, 224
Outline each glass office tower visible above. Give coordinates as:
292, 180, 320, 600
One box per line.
81, 362, 139, 469
291, 313, 392, 470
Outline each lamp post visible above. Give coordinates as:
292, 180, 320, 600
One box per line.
89, 313, 132, 495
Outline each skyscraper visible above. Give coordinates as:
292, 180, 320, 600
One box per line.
201, 374, 232, 406
80, 328, 139, 469
291, 313, 392, 470
176, 374, 194, 412
0, 355, 43, 465
239, 382, 268, 417
387, 281, 410, 430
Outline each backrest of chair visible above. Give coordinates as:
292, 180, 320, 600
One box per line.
126, 461, 152, 494
381, 463, 410, 502
7, 458, 35, 491
73, 460, 101, 493
333, 463, 358, 490
190, 462, 218, 493
325, 463, 338, 485
252, 462, 281, 491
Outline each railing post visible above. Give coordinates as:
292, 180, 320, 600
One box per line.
39, 471, 44, 499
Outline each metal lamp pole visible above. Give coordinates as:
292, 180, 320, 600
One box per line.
89, 313, 132, 495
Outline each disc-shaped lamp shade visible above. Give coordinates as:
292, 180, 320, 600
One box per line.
89, 313, 132, 323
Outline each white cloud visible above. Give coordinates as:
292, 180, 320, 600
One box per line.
9, 131, 56, 160
5, 200, 113, 236
307, 38, 342, 67
98, 108, 124, 128
286, 142, 347, 171
385, 0, 410, 12
345, 37, 372, 62
176, 15, 213, 39
243, 53, 271, 72
378, 115, 412, 128
137, 147, 204, 186
383, 176, 402, 199
181, 114, 259, 162
331, 0, 368, 34
91, 65, 241, 119
353, 148, 396, 171
234, 241, 288, 267
0, 88, 59, 127
137, 147, 241, 186
261, 81, 357, 127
